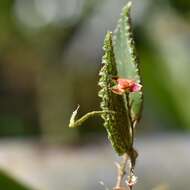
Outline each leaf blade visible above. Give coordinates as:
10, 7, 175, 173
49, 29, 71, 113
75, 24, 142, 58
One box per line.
98, 32, 132, 155
113, 2, 143, 126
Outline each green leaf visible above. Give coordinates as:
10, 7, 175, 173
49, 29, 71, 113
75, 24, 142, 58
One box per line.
98, 31, 132, 155
0, 170, 34, 190
113, 2, 143, 126
98, 2, 143, 158
68, 2, 143, 159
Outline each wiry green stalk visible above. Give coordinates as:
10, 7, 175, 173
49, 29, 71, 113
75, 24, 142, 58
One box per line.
69, 105, 114, 128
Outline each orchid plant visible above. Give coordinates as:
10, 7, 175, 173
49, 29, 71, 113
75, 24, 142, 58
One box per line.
69, 2, 143, 190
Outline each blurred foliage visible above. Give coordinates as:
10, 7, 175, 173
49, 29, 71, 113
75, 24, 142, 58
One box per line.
0, 170, 33, 190
168, 0, 190, 17
137, 0, 190, 130
0, 0, 190, 141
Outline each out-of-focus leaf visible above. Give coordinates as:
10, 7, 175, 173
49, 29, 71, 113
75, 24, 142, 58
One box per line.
0, 170, 34, 190
168, 0, 190, 17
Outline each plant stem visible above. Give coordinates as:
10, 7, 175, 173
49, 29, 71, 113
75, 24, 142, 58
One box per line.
127, 164, 133, 190
125, 93, 134, 146
69, 108, 115, 128
114, 153, 128, 190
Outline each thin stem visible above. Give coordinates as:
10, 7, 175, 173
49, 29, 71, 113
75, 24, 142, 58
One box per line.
126, 160, 137, 190
69, 109, 115, 128
127, 162, 133, 190
114, 153, 128, 190
125, 93, 134, 146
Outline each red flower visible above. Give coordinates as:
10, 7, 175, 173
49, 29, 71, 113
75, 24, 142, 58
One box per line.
111, 78, 142, 95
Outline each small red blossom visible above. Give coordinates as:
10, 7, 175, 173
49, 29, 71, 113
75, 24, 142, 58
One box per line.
111, 77, 142, 95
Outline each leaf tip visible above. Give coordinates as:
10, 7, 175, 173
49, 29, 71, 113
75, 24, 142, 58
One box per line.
69, 105, 80, 128
127, 1, 132, 9
105, 31, 112, 40
122, 1, 132, 16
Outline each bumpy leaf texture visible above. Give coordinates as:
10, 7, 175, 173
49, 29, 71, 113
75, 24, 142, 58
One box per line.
98, 2, 143, 155
98, 32, 132, 155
